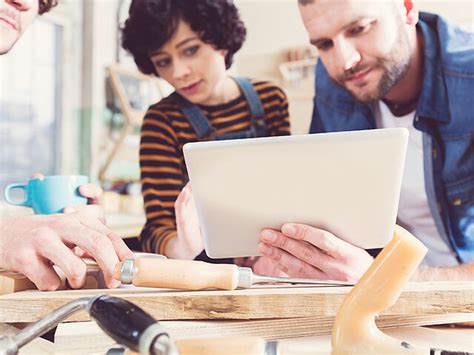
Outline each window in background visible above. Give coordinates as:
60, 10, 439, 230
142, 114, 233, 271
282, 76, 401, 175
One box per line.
0, 19, 63, 196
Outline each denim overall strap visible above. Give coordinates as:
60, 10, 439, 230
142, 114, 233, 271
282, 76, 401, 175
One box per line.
172, 77, 267, 140
214, 77, 267, 140
232, 77, 265, 119
170, 92, 215, 140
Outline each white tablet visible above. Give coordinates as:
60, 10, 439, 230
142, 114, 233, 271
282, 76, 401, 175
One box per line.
183, 128, 408, 258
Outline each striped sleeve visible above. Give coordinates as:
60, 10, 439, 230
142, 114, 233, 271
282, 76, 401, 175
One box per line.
139, 107, 184, 254
255, 81, 291, 136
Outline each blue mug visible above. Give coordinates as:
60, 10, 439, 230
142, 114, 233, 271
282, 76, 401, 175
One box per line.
4, 175, 89, 214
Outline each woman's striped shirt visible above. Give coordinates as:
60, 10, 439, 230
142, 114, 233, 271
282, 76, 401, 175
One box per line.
139, 79, 291, 255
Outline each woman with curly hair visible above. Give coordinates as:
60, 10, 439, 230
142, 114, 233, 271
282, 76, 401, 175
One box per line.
122, 0, 291, 261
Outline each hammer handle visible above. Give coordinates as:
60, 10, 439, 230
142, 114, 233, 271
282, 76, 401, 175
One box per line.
132, 258, 240, 290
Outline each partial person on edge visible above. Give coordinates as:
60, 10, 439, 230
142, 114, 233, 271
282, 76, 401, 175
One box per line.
0, 0, 133, 291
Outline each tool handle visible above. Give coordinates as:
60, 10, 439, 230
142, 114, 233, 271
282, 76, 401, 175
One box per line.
132, 258, 240, 290
176, 336, 266, 355
89, 295, 158, 352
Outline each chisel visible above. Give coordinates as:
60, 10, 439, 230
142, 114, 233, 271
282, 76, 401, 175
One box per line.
114, 257, 353, 291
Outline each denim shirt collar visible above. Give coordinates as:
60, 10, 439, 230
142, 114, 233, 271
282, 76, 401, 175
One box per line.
416, 12, 451, 123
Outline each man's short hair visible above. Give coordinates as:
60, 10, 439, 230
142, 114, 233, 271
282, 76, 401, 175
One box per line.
39, 0, 58, 15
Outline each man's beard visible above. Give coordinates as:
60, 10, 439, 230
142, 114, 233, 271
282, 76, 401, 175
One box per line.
333, 24, 411, 103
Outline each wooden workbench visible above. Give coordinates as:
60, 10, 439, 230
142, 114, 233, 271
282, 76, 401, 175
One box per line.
1, 282, 472, 323
1, 282, 472, 353
3, 322, 473, 354
53, 323, 474, 354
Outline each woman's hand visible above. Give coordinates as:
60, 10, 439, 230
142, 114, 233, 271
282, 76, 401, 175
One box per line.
172, 183, 204, 259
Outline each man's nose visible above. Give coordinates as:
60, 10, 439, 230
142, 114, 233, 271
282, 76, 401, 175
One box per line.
333, 38, 361, 72
6, 0, 33, 11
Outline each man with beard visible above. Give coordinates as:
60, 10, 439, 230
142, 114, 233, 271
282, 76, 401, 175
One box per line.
0, 0, 133, 290
257, 0, 474, 282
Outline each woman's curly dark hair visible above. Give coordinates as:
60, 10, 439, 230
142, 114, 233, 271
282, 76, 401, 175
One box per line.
121, 0, 247, 76
39, 0, 58, 15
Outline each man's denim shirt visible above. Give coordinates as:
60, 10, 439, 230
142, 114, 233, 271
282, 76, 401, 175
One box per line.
310, 12, 474, 263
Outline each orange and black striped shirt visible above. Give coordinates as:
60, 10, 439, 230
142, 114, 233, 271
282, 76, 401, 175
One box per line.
139, 79, 291, 255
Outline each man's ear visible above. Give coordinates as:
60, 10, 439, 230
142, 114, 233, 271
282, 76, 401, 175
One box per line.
404, 0, 419, 25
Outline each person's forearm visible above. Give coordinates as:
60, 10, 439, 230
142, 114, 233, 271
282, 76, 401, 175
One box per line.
413, 262, 474, 281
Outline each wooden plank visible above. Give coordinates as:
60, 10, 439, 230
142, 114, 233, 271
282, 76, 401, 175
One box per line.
0, 272, 36, 295
0, 260, 107, 295
54, 321, 474, 354
0, 282, 472, 323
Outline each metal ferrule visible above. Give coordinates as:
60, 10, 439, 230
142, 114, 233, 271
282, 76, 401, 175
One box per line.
151, 334, 179, 355
236, 267, 253, 288
120, 258, 135, 284
139, 324, 178, 355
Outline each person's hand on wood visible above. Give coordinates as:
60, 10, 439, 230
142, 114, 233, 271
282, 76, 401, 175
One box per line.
0, 208, 133, 291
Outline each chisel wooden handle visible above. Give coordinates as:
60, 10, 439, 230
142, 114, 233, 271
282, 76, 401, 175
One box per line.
115, 258, 240, 290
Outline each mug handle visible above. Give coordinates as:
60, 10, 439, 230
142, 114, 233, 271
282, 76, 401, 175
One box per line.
4, 184, 31, 207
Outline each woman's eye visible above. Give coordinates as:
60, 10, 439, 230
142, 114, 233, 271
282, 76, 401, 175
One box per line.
154, 58, 171, 68
184, 45, 200, 56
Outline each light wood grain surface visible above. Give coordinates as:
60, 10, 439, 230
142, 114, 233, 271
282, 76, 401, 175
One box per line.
0, 282, 472, 323
52, 322, 474, 355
